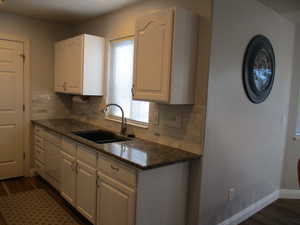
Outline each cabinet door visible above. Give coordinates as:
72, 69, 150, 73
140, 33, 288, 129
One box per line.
54, 41, 66, 93
64, 36, 83, 94
97, 173, 135, 225
76, 161, 97, 224
133, 9, 174, 103
60, 151, 76, 207
44, 141, 61, 183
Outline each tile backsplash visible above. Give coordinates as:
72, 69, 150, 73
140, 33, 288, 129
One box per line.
31, 90, 205, 154
70, 96, 205, 154
31, 90, 71, 120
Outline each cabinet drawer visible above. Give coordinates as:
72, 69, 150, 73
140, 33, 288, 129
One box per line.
35, 135, 44, 148
35, 145, 45, 163
34, 126, 45, 137
77, 144, 97, 168
62, 137, 77, 156
45, 131, 61, 147
35, 160, 45, 179
98, 154, 136, 188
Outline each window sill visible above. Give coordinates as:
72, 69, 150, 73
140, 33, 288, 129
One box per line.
105, 116, 149, 129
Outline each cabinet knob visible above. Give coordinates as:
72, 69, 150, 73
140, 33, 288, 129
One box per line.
76, 163, 79, 174
96, 176, 101, 187
111, 165, 119, 172
71, 161, 76, 172
63, 82, 67, 91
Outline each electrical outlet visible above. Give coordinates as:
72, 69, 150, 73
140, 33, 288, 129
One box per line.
163, 112, 182, 128
228, 188, 235, 201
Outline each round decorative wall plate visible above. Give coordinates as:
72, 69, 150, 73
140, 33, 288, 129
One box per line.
243, 35, 275, 104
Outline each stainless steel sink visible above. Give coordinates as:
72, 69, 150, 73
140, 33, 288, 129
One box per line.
72, 130, 129, 144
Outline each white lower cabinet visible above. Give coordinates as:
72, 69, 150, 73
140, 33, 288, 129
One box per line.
34, 125, 189, 225
44, 140, 61, 191
35, 160, 46, 179
34, 126, 46, 180
97, 172, 135, 225
76, 161, 97, 224
60, 138, 97, 224
60, 151, 76, 207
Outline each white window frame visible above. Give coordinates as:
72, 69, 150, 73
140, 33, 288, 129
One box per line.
105, 35, 149, 129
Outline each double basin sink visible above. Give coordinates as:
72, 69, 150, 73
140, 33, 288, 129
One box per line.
73, 130, 129, 144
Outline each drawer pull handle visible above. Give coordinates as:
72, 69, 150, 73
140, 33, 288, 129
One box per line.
97, 176, 101, 187
76, 164, 79, 174
111, 165, 119, 172
72, 162, 76, 172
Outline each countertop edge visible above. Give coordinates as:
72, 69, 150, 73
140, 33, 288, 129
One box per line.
32, 119, 201, 171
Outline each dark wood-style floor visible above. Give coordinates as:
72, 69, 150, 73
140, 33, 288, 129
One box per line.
0, 177, 300, 225
239, 199, 300, 225
0, 176, 92, 225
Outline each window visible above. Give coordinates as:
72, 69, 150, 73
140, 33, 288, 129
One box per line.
107, 37, 149, 125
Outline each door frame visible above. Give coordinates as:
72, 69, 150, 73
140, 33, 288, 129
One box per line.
0, 34, 31, 177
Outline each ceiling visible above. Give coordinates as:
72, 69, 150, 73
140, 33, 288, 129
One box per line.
0, 0, 299, 24
0, 0, 141, 24
259, 0, 300, 23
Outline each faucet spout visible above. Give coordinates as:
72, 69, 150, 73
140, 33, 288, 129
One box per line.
102, 103, 127, 136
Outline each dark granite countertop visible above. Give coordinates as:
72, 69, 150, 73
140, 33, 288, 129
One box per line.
32, 119, 200, 170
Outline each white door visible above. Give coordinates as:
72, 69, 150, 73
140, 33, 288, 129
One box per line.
0, 39, 24, 180
97, 173, 135, 225
133, 9, 174, 103
60, 151, 76, 207
76, 160, 97, 224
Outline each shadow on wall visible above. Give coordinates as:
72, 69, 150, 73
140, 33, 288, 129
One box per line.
281, 25, 300, 191
199, 0, 295, 224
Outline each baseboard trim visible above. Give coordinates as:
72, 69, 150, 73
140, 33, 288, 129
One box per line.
217, 191, 279, 225
280, 189, 300, 199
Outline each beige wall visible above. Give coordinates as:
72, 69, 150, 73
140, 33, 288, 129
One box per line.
281, 25, 300, 190
0, 12, 73, 120
199, 0, 295, 224
71, 0, 212, 155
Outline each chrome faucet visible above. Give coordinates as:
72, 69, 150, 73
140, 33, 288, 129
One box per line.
102, 103, 127, 136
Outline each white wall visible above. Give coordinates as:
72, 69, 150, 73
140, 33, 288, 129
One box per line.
281, 25, 300, 190
199, 0, 295, 224
0, 12, 73, 119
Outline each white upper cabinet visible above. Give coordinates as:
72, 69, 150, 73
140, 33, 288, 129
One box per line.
54, 34, 105, 96
133, 8, 199, 104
